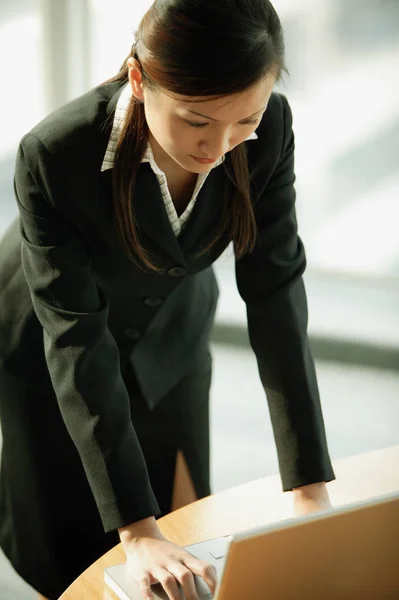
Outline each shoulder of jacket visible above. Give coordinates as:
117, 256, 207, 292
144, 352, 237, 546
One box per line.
21, 80, 125, 160
246, 91, 291, 166
256, 91, 292, 142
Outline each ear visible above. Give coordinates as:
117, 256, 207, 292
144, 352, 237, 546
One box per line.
127, 57, 144, 101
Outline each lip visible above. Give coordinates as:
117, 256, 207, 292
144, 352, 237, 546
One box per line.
191, 156, 217, 164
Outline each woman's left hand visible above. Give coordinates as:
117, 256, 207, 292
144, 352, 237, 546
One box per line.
292, 482, 332, 517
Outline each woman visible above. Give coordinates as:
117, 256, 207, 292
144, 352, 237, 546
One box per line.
0, 1, 335, 599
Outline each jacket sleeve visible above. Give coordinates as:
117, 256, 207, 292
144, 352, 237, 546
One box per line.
14, 133, 160, 531
235, 95, 335, 491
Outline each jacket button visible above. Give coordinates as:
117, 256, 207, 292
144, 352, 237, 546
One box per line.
143, 297, 163, 307
168, 266, 187, 278
124, 328, 141, 340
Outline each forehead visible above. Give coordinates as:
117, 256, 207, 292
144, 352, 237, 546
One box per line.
163, 74, 275, 114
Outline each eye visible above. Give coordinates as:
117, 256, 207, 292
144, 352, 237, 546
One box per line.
185, 118, 260, 128
186, 121, 208, 128
243, 118, 260, 125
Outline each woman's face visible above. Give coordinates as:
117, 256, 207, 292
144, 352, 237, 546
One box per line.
128, 58, 277, 175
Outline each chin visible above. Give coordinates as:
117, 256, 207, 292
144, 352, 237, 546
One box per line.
175, 157, 204, 173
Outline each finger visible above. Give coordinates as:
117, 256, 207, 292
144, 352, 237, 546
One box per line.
153, 567, 181, 600
167, 563, 198, 600
137, 575, 154, 600
183, 556, 218, 594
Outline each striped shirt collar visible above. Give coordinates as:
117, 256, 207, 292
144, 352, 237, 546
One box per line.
101, 83, 258, 173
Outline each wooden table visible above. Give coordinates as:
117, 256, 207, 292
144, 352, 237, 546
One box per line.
59, 445, 399, 599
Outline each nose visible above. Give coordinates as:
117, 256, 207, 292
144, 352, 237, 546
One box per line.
200, 132, 231, 159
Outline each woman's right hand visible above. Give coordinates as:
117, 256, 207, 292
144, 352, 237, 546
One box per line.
118, 516, 218, 600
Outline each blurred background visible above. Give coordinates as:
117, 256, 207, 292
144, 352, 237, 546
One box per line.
0, 0, 398, 597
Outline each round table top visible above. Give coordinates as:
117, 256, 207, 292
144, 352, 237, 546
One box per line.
59, 444, 399, 599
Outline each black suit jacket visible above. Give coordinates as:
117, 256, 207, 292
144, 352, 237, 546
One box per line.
0, 80, 335, 532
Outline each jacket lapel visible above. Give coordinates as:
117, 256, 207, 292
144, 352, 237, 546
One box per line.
133, 163, 187, 267
178, 165, 227, 256
118, 161, 227, 265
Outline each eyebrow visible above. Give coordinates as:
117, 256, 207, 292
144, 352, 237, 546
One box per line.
185, 106, 266, 122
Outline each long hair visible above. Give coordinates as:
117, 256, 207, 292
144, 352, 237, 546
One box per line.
103, 0, 288, 271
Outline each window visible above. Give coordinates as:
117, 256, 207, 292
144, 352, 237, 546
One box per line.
0, 0, 44, 232
215, 0, 399, 351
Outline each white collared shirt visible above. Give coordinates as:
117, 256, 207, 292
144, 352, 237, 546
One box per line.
101, 83, 258, 237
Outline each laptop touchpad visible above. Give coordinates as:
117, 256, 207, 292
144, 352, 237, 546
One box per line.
209, 537, 231, 560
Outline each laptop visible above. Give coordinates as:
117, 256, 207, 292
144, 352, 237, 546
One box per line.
104, 491, 399, 599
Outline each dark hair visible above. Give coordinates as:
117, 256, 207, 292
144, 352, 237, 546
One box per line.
103, 0, 288, 271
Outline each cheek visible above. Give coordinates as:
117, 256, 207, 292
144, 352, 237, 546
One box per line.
147, 117, 178, 148
165, 122, 193, 149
